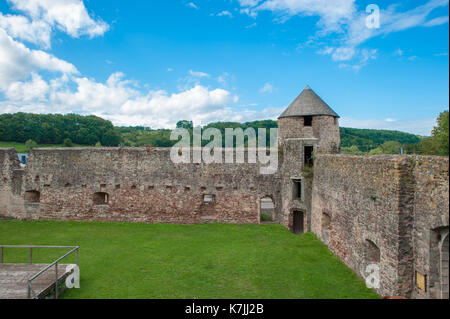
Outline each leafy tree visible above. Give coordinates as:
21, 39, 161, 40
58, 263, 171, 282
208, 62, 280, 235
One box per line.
422, 111, 449, 156
0, 113, 116, 146
63, 138, 73, 147
101, 129, 121, 146
176, 120, 193, 130
341, 145, 365, 155
368, 141, 402, 155
25, 139, 37, 152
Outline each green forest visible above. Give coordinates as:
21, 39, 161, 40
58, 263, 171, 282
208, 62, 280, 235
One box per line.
0, 111, 448, 156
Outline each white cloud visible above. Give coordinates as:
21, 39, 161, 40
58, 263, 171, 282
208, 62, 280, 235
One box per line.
51, 72, 139, 113
423, 15, 449, 26
1, 67, 273, 128
238, 0, 449, 68
239, 0, 356, 32
189, 70, 210, 78
217, 72, 232, 87
394, 48, 404, 56
0, 13, 51, 48
7, 0, 109, 40
0, 28, 77, 90
331, 47, 355, 61
217, 10, 233, 18
259, 83, 274, 93
186, 2, 199, 10
0, 67, 283, 128
6, 72, 49, 101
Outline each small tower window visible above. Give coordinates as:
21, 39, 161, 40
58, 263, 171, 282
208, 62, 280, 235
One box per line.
305, 146, 314, 167
292, 179, 302, 201
304, 116, 313, 126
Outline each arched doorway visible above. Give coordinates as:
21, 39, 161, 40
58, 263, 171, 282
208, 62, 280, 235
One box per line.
260, 197, 274, 222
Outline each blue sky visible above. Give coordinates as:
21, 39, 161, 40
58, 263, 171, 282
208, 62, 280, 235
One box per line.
0, 0, 448, 135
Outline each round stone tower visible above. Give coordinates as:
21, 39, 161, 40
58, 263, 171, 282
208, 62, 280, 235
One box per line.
277, 85, 340, 233
278, 85, 340, 153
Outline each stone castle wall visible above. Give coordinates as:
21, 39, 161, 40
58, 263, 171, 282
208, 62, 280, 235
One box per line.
411, 156, 449, 299
0, 149, 24, 219
1, 140, 448, 299
0, 148, 281, 224
311, 154, 449, 298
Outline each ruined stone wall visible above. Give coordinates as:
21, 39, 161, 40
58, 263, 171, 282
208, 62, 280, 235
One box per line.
410, 156, 449, 299
6, 148, 281, 224
0, 149, 23, 218
311, 155, 405, 297
311, 154, 449, 299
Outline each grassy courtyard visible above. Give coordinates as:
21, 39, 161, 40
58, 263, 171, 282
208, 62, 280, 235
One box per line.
0, 221, 379, 299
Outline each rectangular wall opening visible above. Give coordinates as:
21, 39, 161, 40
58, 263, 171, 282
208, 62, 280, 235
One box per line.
203, 194, 215, 204
304, 146, 314, 167
292, 179, 302, 201
304, 116, 313, 127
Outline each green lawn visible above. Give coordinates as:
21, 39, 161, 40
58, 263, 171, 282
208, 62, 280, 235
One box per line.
0, 221, 379, 299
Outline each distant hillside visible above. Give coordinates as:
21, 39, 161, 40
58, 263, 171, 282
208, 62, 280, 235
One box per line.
340, 127, 422, 153
0, 113, 424, 153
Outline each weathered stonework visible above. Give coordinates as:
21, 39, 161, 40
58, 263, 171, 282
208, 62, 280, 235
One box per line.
1, 86, 448, 299
311, 154, 449, 298
278, 116, 340, 153
0, 148, 281, 224
278, 115, 340, 233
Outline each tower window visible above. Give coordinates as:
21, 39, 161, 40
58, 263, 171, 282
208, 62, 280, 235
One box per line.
305, 146, 314, 167
304, 116, 313, 126
292, 179, 302, 201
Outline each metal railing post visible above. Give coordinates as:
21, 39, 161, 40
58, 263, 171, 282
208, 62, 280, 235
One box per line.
76, 248, 79, 267
30, 247, 33, 264
1, 247, 3, 264
55, 263, 58, 299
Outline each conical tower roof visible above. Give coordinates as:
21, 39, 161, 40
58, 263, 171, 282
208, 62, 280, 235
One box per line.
279, 86, 340, 118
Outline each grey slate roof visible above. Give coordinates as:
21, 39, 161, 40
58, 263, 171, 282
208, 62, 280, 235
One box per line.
278, 85, 340, 118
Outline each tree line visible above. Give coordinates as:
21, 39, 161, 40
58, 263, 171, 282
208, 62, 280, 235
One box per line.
0, 111, 448, 156
0, 113, 121, 146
